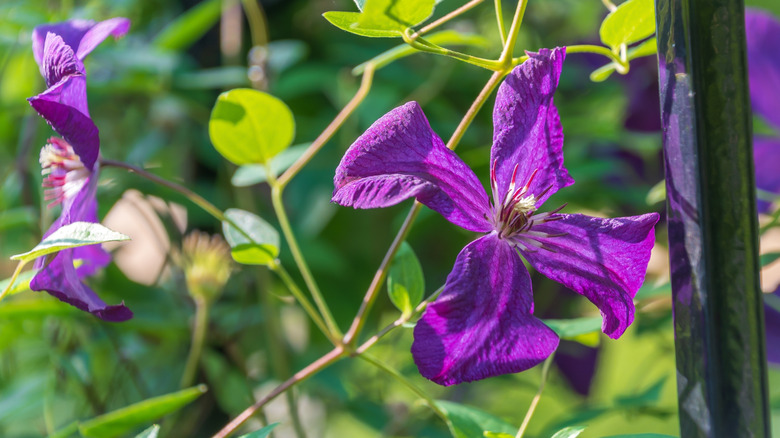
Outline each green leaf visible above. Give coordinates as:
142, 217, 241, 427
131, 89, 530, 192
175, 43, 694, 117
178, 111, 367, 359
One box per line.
324, 0, 436, 38
352, 30, 489, 74
237, 423, 280, 438
78, 385, 207, 438
353, 0, 366, 11
209, 88, 295, 165
222, 208, 280, 265
154, 0, 233, 51
10, 222, 129, 263
551, 426, 588, 438
436, 400, 516, 438
387, 241, 424, 318
231, 143, 310, 187
483, 433, 514, 438
543, 317, 603, 340
635, 282, 671, 300
762, 252, 780, 267
645, 179, 666, 205
135, 425, 160, 438
614, 377, 667, 409
600, 0, 655, 50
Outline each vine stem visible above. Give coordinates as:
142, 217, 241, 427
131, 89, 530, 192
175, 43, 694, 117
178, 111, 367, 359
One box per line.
499, 0, 528, 65
269, 260, 336, 344
180, 296, 210, 388
210, 286, 442, 438
211, 346, 346, 438
277, 63, 376, 189
516, 352, 556, 438
494, 0, 507, 44
565, 44, 628, 72
268, 180, 342, 338
358, 353, 449, 423
412, 0, 485, 38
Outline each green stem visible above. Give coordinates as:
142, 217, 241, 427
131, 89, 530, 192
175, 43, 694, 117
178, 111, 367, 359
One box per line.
359, 353, 448, 423
495, 0, 507, 45
0, 260, 26, 303
499, 0, 528, 65
181, 297, 210, 388
211, 346, 347, 438
565, 44, 628, 73
516, 352, 555, 438
601, 0, 618, 12
240, 0, 268, 47
268, 181, 342, 339
403, 29, 503, 71
277, 63, 376, 188
269, 260, 337, 344
413, 0, 486, 38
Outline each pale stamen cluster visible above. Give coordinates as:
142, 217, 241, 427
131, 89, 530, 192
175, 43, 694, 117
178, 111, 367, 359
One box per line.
489, 160, 566, 250
40, 137, 89, 206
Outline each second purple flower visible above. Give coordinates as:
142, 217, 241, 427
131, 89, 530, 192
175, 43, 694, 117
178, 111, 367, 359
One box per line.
333, 48, 660, 386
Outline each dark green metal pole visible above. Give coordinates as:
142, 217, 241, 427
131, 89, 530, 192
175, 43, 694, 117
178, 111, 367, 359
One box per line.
655, 0, 770, 436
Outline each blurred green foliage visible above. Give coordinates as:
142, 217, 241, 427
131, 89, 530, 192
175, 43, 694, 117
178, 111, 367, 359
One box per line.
0, 0, 777, 437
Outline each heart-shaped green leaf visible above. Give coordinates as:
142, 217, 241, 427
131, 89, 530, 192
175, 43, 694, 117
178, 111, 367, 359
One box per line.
11, 222, 129, 263
324, 0, 436, 38
209, 88, 295, 165
222, 208, 280, 265
600, 0, 656, 50
387, 241, 424, 317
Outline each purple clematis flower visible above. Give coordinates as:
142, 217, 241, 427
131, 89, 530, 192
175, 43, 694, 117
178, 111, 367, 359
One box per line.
333, 48, 659, 385
28, 18, 132, 322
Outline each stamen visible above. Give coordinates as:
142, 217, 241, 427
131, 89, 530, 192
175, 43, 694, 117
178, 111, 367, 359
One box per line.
39, 137, 88, 207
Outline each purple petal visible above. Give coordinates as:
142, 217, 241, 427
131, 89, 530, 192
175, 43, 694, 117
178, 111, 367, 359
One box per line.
491, 47, 573, 206
33, 18, 130, 70
754, 137, 780, 213
746, 8, 780, 129
333, 102, 492, 232
42, 33, 83, 87
517, 213, 659, 338
29, 76, 99, 169
31, 174, 129, 321
412, 234, 559, 385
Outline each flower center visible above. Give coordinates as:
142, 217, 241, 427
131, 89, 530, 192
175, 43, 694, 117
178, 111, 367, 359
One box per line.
489, 160, 564, 246
40, 137, 89, 207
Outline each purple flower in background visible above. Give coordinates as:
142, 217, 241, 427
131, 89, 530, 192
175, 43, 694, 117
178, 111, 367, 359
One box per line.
746, 9, 780, 213
28, 18, 132, 322
333, 48, 659, 385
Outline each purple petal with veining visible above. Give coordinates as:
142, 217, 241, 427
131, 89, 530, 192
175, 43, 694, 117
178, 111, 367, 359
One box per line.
517, 213, 659, 338
412, 234, 559, 385
754, 137, 780, 213
746, 8, 780, 129
42, 33, 83, 87
31, 175, 130, 322
28, 76, 98, 169
33, 18, 130, 70
333, 101, 492, 232
491, 47, 573, 206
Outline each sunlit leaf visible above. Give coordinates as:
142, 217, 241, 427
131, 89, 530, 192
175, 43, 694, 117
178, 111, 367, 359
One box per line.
324, 0, 436, 38
0, 270, 33, 297
237, 423, 280, 438
544, 317, 603, 340
387, 241, 424, 317
551, 425, 588, 438
209, 88, 295, 165
437, 400, 516, 438
10, 222, 129, 262
79, 385, 207, 438
222, 208, 280, 266
231, 143, 310, 187
604, 435, 677, 438
600, 0, 656, 50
